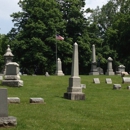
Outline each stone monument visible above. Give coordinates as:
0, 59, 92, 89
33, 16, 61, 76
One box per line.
3, 45, 14, 74
105, 57, 115, 75
64, 43, 85, 100
0, 88, 17, 127
45, 72, 50, 76
89, 44, 99, 75
116, 65, 127, 75
55, 58, 64, 76
2, 62, 23, 87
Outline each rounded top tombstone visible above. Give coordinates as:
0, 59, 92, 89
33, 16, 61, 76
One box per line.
3, 45, 14, 57
107, 57, 113, 61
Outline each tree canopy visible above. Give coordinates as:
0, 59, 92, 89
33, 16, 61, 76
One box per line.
1, 0, 130, 74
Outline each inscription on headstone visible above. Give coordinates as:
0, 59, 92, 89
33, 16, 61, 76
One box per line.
122, 77, 130, 83
106, 78, 112, 84
0, 88, 8, 117
93, 78, 100, 84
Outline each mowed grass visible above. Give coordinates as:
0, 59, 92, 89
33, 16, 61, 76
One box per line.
0, 75, 130, 130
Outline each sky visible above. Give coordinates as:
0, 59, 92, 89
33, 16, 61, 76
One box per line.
0, 0, 108, 34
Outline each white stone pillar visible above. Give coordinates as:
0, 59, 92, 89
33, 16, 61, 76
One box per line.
71, 43, 79, 77
106, 57, 115, 75
89, 44, 99, 75
64, 43, 85, 100
55, 58, 64, 76
92, 44, 96, 62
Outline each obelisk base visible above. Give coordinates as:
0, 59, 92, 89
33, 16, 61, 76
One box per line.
89, 62, 99, 75
64, 92, 85, 100
0, 116, 17, 127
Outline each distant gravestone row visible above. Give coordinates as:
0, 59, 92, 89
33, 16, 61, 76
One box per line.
89, 44, 128, 75
93, 78, 112, 84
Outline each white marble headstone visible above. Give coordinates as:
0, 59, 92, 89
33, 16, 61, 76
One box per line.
93, 78, 100, 84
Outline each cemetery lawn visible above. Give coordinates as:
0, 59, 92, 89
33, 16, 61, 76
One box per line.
0, 75, 130, 130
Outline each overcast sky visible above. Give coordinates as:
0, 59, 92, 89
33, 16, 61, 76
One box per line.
0, 0, 108, 34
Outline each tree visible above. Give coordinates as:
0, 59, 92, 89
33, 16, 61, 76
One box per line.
57, 0, 92, 74
9, 0, 70, 74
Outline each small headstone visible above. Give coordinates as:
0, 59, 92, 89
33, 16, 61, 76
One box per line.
105, 78, 112, 84
8, 97, 20, 104
30, 98, 44, 104
19, 72, 22, 75
93, 78, 100, 84
55, 58, 64, 76
113, 84, 121, 89
32, 74, 36, 76
80, 84, 86, 89
122, 77, 130, 83
0, 76, 3, 80
45, 72, 50, 76
97, 67, 104, 75
127, 86, 130, 90
23, 74, 27, 76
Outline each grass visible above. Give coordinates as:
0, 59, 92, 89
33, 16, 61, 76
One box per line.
0, 75, 130, 130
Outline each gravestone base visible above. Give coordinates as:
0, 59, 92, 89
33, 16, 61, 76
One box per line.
2, 80, 23, 87
89, 72, 99, 75
106, 72, 115, 75
0, 116, 17, 127
64, 92, 85, 100
55, 71, 64, 76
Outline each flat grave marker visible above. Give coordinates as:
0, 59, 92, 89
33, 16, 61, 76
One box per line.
122, 77, 130, 83
106, 78, 112, 84
93, 78, 100, 84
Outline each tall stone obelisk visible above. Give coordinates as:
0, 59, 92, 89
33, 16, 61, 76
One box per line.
55, 58, 64, 76
89, 44, 99, 75
64, 43, 85, 100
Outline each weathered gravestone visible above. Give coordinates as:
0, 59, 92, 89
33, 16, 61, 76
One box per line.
45, 72, 50, 77
0, 76, 3, 80
64, 43, 85, 100
3, 45, 14, 74
116, 65, 126, 75
127, 86, 130, 90
0, 88, 17, 127
122, 77, 130, 83
93, 78, 100, 84
106, 57, 115, 75
2, 62, 23, 87
105, 78, 112, 84
97, 67, 104, 75
8, 97, 20, 104
30, 98, 44, 104
55, 58, 64, 76
113, 84, 121, 89
89, 44, 99, 75
80, 84, 86, 89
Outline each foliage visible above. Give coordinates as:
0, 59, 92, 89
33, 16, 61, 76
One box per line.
8, 0, 66, 74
